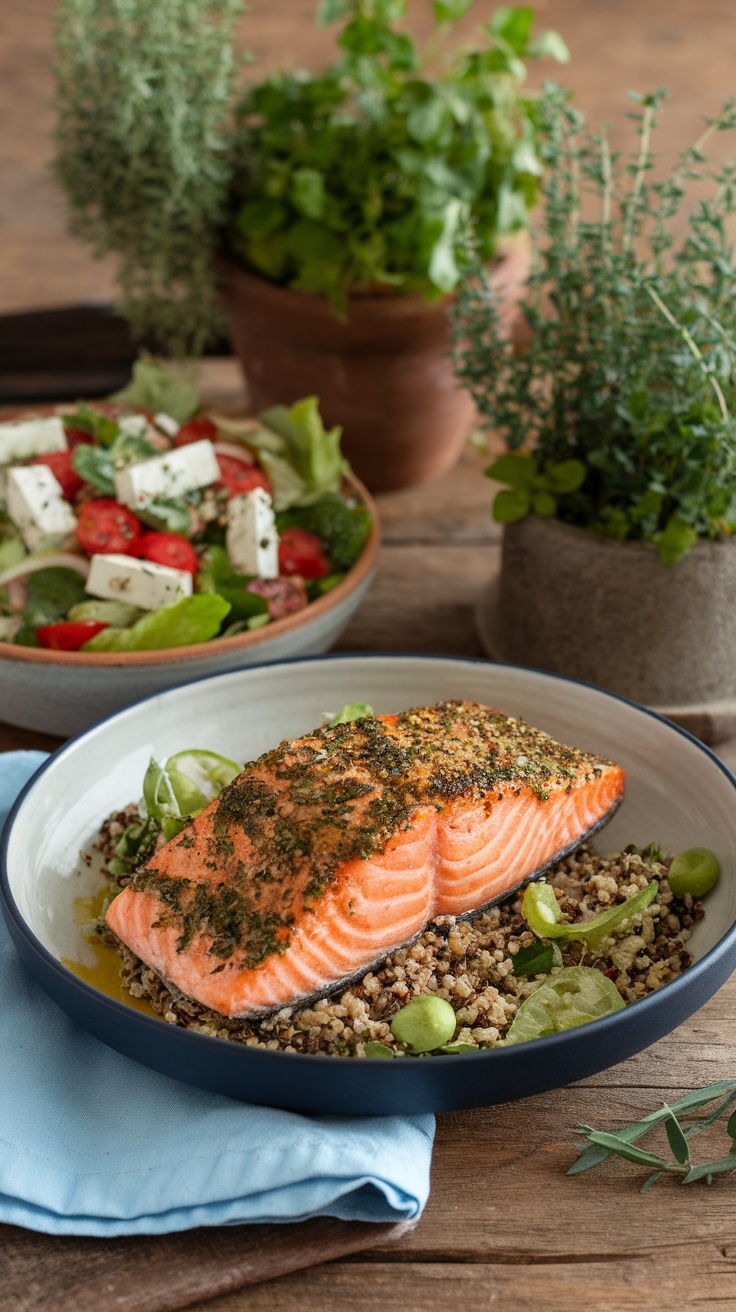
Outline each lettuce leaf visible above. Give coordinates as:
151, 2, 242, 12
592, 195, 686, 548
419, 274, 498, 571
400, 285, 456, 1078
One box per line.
110, 357, 200, 425
81, 594, 230, 651
260, 396, 346, 503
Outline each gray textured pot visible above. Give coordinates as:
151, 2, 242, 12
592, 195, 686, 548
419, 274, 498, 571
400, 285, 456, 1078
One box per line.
476, 515, 736, 744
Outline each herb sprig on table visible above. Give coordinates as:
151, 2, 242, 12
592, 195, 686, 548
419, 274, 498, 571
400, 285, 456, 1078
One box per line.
454, 84, 736, 562
570, 1081, 736, 1189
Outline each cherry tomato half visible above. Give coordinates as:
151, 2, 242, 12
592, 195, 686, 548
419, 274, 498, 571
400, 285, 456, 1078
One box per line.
174, 417, 219, 446
278, 527, 331, 579
75, 500, 142, 555
32, 451, 84, 502
37, 620, 109, 651
136, 532, 199, 575
217, 456, 272, 498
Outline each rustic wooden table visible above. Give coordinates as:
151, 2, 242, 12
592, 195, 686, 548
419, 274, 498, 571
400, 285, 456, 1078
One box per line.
3, 375, 736, 1308
4, 3, 736, 1307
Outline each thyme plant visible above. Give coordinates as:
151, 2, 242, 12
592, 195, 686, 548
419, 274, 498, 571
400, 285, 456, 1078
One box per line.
454, 84, 736, 562
54, 0, 244, 355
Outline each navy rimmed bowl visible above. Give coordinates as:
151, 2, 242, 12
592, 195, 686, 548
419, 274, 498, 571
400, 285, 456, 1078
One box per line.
3, 654, 736, 1114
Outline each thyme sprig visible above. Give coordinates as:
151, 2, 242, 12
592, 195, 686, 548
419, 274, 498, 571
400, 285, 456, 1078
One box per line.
569, 1080, 736, 1189
454, 84, 736, 562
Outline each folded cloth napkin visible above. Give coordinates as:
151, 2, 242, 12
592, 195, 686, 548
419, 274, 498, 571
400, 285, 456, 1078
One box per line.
0, 751, 434, 1236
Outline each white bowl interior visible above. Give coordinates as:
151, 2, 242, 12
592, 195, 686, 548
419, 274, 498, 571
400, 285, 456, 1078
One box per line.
6, 657, 736, 973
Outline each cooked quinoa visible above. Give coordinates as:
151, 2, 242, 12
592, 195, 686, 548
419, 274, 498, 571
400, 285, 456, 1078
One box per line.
92, 812, 701, 1056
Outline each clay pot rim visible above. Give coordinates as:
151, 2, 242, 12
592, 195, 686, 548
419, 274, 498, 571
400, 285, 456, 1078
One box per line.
218, 228, 531, 318
0, 471, 379, 670
509, 514, 736, 558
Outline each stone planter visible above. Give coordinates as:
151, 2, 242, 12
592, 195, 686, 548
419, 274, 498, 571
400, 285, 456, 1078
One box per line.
219, 232, 531, 493
476, 515, 736, 744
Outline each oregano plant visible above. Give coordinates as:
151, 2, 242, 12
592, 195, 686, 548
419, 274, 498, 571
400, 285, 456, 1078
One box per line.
227, 1, 568, 311
454, 84, 736, 563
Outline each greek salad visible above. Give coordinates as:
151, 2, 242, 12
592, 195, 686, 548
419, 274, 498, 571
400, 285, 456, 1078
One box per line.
0, 361, 372, 652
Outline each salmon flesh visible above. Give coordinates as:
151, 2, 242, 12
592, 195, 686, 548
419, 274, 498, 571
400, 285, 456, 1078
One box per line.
106, 702, 625, 1018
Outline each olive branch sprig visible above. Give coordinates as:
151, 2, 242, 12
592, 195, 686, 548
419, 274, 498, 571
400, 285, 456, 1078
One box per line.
570, 1080, 736, 1190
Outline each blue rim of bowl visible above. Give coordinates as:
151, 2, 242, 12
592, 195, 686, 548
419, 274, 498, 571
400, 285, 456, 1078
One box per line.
2, 651, 736, 1070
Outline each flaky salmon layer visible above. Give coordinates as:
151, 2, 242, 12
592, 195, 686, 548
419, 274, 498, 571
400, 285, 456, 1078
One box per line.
106, 701, 625, 1017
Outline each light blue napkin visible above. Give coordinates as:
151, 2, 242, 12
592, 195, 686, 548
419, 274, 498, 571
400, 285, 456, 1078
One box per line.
0, 751, 434, 1236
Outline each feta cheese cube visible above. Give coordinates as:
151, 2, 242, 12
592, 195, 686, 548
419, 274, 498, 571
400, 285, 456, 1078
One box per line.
86, 554, 194, 610
154, 412, 180, 439
226, 488, 279, 577
118, 413, 150, 438
114, 439, 220, 510
0, 416, 67, 466
6, 466, 76, 552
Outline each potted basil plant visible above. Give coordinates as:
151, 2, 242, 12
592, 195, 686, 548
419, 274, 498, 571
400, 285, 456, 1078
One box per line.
454, 84, 736, 742
53, 0, 568, 491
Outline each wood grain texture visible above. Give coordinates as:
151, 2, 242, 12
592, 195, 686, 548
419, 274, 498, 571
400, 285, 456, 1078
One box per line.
0, 1219, 416, 1312
3, 5, 736, 1311
160, 1250, 736, 1312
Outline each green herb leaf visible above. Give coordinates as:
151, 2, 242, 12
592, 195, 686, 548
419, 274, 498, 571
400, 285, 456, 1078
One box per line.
63, 403, 120, 447
532, 489, 557, 517
492, 487, 531, 523
683, 1157, 736, 1184
581, 1131, 680, 1173
72, 444, 115, 495
433, 0, 474, 23
657, 516, 698, 565
511, 941, 562, 976
19, 567, 89, 636
440, 1041, 479, 1054
527, 29, 570, 62
663, 1105, 691, 1166
544, 459, 586, 494
485, 453, 537, 488
488, 6, 535, 54
138, 499, 194, 536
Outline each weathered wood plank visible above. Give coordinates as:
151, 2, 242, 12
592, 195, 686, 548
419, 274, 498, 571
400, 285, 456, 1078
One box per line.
175, 1249, 736, 1312
1, 1219, 415, 1312
337, 542, 496, 655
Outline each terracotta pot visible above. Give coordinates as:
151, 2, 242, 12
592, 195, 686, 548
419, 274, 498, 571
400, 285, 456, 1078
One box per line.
476, 515, 736, 744
219, 231, 531, 493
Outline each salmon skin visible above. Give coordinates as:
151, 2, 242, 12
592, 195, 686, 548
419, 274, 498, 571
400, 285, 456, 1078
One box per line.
106, 701, 625, 1018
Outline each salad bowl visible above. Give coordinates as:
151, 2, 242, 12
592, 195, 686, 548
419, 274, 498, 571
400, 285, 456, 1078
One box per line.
0, 499, 377, 737
3, 654, 736, 1114
0, 386, 379, 735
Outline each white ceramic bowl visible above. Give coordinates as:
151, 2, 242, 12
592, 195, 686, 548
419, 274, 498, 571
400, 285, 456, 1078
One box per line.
0, 479, 378, 737
3, 655, 736, 1113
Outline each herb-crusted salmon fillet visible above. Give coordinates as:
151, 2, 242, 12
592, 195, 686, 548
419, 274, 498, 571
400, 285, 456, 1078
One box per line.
105, 701, 625, 1017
